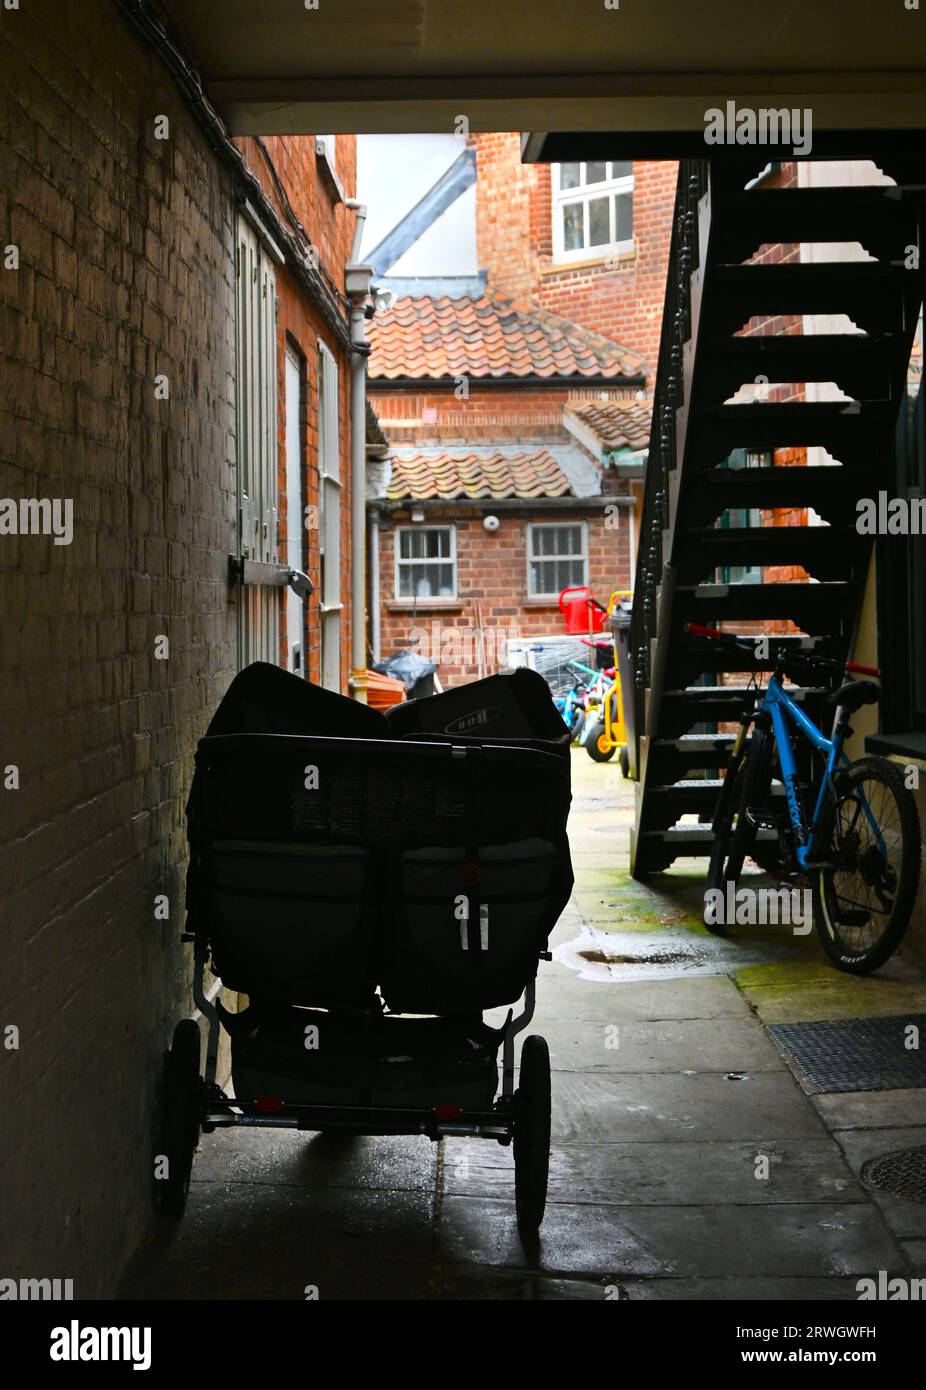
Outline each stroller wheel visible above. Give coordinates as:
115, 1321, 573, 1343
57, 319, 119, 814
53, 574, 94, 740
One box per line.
157, 1019, 202, 1219
514, 1035, 551, 1235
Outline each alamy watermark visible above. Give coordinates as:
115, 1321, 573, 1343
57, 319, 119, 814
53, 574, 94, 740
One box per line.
407, 620, 519, 670
50, 1320, 151, 1371
704, 883, 813, 932
0, 1276, 73, 1300
0, 497, 73, 545
856, 491, 926, 535
856, 1271, 926, 1300
704, 101, 813, 158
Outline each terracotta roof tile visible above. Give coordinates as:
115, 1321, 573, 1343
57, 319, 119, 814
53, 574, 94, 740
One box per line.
565, 399, 652, 452
386, 447, 575, 502
369, 292, 645, 381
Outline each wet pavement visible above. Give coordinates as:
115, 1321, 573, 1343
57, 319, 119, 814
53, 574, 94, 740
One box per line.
119, 751, 926, 1300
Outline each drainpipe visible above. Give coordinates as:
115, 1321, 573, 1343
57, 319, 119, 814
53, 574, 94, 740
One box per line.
368, 509, 382, 663
345, 199, 374, 703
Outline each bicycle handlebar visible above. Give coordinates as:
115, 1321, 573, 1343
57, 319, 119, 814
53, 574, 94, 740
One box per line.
682, 623, 881, 679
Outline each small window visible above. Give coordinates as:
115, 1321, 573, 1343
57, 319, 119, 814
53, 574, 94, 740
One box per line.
396, 525, 457, 599
527, 522, 588, 598
552, 162, 634, 264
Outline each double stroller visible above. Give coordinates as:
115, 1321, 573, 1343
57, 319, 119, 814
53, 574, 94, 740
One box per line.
159, 662, 574, 1235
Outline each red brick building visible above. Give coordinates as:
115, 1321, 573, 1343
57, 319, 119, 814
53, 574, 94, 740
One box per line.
471, 134, 676, 370
363, 138, 676, 685
232, 134, 359, 690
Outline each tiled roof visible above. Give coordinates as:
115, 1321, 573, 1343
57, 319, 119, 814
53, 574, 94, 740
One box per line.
386, 447, 575, 501
368, 293, 645, 381
565, 399, 652, 452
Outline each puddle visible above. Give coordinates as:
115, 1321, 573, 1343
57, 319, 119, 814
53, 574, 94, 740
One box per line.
580, 948, 692, 966
555, 921, 794, 982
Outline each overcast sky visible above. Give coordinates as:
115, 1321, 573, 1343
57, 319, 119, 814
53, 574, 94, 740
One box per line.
356, 133, 478, 276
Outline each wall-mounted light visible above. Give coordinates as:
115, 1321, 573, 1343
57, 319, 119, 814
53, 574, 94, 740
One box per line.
410, 506, 425, 523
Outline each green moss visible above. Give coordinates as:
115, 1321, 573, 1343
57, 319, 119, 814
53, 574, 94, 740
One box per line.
735, 959, 926, 1025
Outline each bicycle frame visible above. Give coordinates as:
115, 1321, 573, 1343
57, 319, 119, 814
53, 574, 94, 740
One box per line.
757, 675, 885, 871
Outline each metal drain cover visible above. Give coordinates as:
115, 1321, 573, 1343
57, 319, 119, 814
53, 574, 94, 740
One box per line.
861, 1146, 926, 1202
768, 1014, 926, 1092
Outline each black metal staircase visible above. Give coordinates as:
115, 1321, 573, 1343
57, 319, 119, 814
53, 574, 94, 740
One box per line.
629, 158, 924, 877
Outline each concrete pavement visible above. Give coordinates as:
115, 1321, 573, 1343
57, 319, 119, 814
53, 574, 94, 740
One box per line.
119, 751, 926, 1300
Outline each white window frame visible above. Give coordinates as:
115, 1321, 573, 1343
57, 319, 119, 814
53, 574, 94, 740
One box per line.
552, 161, 634, 264
284, 343, 306, 676
526, 520, 589, 599
395, 524, 457, 600
318, 339, 342, 690
235, 214, 279, 669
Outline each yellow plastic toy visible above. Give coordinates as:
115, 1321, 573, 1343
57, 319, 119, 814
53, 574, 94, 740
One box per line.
581, 590, 631, 767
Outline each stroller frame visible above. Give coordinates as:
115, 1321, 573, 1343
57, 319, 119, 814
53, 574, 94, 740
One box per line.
157, 674, 568, 1238
157, 946, 552, 1236
190, 952, 540, 1141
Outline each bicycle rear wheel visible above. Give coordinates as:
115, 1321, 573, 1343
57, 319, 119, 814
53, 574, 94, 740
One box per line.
812, 756, 921, 974
706, 726, 773, 925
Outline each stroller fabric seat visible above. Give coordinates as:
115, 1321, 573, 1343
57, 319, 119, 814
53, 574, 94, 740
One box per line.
185, 662, 573, 1016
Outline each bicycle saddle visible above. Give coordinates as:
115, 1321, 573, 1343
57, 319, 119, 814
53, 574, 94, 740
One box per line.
827, 678, 880, 711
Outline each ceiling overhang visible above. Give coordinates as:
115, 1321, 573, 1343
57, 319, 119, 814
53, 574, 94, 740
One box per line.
150, 1, 926, 142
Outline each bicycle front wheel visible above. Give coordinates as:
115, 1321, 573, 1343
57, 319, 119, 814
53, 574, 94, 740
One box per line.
813, 756, 921, 974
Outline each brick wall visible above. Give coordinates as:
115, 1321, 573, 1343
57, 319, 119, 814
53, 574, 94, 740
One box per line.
369, 382, 641, 447
1, 0, 282, 1297
376, 505, 633, 685
472, 134, 677, 371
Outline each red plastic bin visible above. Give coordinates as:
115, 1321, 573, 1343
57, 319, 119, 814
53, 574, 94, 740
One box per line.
558, 586, 609, 635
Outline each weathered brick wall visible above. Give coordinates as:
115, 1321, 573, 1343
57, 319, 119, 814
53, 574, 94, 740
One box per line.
369, 382, 641, 447
472, 134, 676, 372
0, 0, 240, 1296
236, 135, 357, 293
376, 505, 633, 685
370, 376, 637, 685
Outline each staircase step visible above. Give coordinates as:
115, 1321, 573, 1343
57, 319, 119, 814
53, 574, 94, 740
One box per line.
685, 467, 863, 528
701, 334, 897, 405
644, 778, 724, 822
689, 400, 897, 467
678, 524, 869, 584
648, 733, 736, 779
644, 777, 797, 825
706, 262, 912, 337
710, 187, 918, 264
663, 633, 844, 688
654, 683, 826, 736
673, 581, 860, 634
634, 824, 777, 867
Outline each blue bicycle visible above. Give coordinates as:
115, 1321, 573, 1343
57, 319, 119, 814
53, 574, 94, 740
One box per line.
553, 659, 601, 740
691, 623, 921, 974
